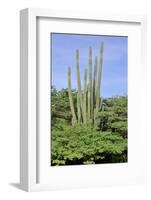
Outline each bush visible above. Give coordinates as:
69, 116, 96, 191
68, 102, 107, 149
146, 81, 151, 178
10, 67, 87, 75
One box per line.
111, 121, 127, 138
51, 126, 127, 166
96, 96, 127, 138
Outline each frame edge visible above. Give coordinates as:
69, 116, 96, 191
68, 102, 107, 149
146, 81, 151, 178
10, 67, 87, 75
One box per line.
20, 8, 148, 192
20, 8, 29, 191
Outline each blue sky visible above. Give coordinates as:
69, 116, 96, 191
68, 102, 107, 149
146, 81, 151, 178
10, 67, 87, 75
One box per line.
51, 33, 127, 98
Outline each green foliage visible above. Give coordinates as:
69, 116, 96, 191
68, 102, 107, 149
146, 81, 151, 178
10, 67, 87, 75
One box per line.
51, 86, 76, 128
51, 88, 127, 166
111, 121, 127, 138
97, 96, 127, 138
51, 126, 127, 166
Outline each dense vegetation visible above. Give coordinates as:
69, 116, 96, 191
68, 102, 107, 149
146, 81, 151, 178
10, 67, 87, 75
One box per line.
51, 87, 128, 166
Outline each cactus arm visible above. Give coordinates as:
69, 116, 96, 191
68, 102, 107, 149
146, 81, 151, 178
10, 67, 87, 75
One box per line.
93, 56, 98, 123
83, 68, 87, 125
77, 92, 81, 124
68, 66, 77, 125
76, 49, 84, 119
88, 47, 92, 122
90, 48, 94, 122
93, 56, 98, 103
100, 97, 103, 110
88, 82, 91, 122
95, 42, 104, 121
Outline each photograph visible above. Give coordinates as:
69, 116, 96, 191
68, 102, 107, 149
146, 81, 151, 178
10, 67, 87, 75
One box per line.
51, 33, 128, 166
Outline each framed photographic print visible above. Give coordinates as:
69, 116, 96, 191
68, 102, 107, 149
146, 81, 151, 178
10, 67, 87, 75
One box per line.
20, 8, 147, 191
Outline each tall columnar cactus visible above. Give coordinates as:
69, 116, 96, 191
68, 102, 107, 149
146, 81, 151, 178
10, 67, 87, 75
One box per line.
76, 49, 84, 120
95, 42, 104, 123
68, 66, 77, 125
77, 92, 81, 124
83, 68, 87, 125
93, 56, 98, 102
93, 56, 98, 122
88, 47, 92, 123
68, 42, 104, 127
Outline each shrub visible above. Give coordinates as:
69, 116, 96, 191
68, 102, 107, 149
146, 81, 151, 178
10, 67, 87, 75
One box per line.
111, 121, 127, 138
51, 126, 127, 166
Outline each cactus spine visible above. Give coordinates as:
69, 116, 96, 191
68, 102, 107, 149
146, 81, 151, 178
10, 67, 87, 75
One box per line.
68, 42, 104, 127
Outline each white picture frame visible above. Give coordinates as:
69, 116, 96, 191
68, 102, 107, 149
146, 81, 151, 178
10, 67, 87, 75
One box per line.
20, 8, 147, 192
